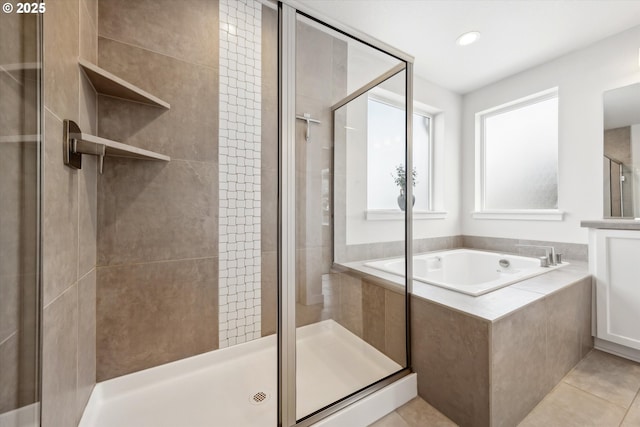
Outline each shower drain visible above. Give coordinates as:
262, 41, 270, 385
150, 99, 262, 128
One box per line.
249, 391, 270, 405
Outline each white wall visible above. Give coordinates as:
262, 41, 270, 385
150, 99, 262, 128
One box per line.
461, 25, 640, 244
414, 75, 462, 239
343, 73, 462, 244
632, 124, 640, 217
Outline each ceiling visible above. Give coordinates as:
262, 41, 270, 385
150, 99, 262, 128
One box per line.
295, 0, 640, 94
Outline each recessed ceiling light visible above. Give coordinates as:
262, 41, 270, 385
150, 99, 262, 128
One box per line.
456, 31, 480, 46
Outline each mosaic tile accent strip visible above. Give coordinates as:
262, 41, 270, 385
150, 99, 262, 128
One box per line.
219, 0, 262, 348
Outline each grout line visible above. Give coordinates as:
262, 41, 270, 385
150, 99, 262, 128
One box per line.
75, 272, 80, 417
77, 106, 81, 288
81, 0, 98, 36
44, 106, 64, 125
0, 331, 18, 347
562, 349, 640, 412
522, 378, 566, 422
562, 381, 630, 411
0, 65, 27, 87
393, 407, 413, 427
43, 276, 81, 310
78, 267, 96, 283
561, 348, 594, 378
96, 35, 218, 72
620, 388, 640, 426
96, 256, 219, 270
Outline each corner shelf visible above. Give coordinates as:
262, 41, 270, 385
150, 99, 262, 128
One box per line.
63, 120, 169, 173
0, 135, 39, 144
78, 58, 170, 109
0, 62, 39, 81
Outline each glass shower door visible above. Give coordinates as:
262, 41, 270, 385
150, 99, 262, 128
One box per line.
279, 7, 413, 424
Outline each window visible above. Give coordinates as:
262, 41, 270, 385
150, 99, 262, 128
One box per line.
366, 96, 432, 212
475, 88, 561, 220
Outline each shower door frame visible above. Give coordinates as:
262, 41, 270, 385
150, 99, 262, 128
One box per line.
277, 2, 415, 426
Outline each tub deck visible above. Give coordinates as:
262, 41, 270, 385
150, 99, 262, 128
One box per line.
364, 249, 568, 296
340, 252, 588, 322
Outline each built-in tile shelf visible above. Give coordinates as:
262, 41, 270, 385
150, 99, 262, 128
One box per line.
78, 58, 170, 109
0, 135, 39, 144
63, 119, 170, 173
0, 62, 39, 79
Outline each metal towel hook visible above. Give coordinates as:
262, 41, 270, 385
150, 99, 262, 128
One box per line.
295, 113, 321, 143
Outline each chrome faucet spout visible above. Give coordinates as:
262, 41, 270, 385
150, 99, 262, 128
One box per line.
515, 244, 557, 266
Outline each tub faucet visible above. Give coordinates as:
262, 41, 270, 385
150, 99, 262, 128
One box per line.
515, 244, 557, 266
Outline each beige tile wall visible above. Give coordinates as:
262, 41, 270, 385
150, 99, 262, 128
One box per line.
411, 296, 491, 427
95, 0, 219, 381
294, 21, 347, 310
40, 0, 98, 426
330, 272, 407, 366
261, 17, 349, 335
338, 236, 464, 264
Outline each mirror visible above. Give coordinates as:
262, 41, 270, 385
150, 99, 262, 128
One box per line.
603, 83, 640, 218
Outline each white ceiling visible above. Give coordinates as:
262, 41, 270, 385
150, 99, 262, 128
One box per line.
295, 0, 640, 94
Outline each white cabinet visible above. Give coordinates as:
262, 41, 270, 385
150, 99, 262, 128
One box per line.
589, 228, 640, 354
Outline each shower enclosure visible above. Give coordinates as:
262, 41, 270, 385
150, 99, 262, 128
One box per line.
604, 155, 634, 217
282, 4, 414, 425
1, 1, 413, 426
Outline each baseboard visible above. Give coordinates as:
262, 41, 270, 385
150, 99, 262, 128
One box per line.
594, 338, 640, 363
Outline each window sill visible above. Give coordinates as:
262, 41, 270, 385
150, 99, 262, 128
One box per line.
366, 210, 448, 221
472, 209, 564, 221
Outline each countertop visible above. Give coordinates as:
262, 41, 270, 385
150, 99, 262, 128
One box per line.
581, 219, 640, 230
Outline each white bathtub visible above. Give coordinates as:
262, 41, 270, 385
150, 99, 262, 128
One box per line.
364, 249, 568, 296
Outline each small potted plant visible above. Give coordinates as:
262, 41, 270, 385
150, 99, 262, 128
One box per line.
392, 164, 417, 211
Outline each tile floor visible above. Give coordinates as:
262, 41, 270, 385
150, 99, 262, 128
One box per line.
370, 350, 640, 427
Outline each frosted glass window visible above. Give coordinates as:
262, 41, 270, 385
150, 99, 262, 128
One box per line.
481, 94, 558, 210
367, 98, 431, 210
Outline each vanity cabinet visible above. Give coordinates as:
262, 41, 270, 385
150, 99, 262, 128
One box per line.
585, 224, 640, 360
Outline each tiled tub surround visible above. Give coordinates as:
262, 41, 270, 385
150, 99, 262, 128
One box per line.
337, 235, 588, 264
337, 236, 463, 264
327, 270, 408, 367
340, 257, 592, 427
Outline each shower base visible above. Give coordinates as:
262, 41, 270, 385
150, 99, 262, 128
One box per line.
79, 320, 415, 427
